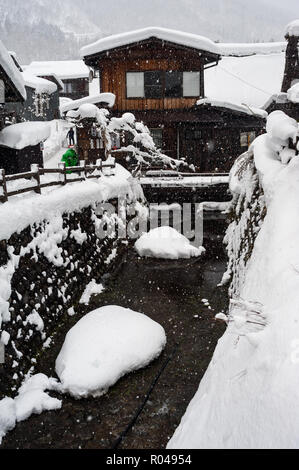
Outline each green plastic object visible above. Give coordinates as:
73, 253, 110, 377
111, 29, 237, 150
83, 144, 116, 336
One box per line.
61, 149, 78, 174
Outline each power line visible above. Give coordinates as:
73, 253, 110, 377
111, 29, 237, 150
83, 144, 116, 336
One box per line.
218, 65, 274, 97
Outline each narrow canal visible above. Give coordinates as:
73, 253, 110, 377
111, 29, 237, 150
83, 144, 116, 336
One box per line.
2, 217, 228, 449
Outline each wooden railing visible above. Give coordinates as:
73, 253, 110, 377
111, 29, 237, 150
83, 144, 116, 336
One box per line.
0, 160, 116, 203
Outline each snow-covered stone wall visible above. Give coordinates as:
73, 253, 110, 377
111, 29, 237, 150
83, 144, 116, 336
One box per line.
0, 167, 145, 398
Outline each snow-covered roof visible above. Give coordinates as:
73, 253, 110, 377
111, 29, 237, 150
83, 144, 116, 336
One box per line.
60, 93, 116, 113
24, 60, 89, 80
205, 53, 285, 109
0, 40, 26, 101
196, 98, 267, 119
0, 122, 51, 150
21, 71, 57, 95
286, 19, 299, 37
80, 27, 220, 58
219, 42, 286, 57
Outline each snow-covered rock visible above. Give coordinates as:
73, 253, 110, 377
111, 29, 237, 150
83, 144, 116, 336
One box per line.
135, 226, 205, 260
287, 83, 299, 104
56, 306, 166, 398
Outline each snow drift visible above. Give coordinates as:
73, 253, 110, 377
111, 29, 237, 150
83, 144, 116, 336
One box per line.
135, 226, 205, 260
56, 305, 166, 398
168, 111, 299, 449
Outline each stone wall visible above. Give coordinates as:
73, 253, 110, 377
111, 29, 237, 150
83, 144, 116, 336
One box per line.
0, 200, 131, 398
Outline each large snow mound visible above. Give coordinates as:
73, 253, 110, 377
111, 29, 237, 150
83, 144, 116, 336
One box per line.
0, 121, 51, 150
135, 226, 205, 260
56, 306, 166, 398
81, 26, 219, 57
287, 83, 299, 104
168, 112, 299, 449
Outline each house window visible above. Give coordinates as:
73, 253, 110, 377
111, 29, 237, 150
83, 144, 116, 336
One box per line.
144, 71, 163, 99
240, 131, 256, 147
64, 82, 73, 94
126, 72, 144, 98
183, 72, 200, 97
165, 71, 183, 98
150, 129, 163, 149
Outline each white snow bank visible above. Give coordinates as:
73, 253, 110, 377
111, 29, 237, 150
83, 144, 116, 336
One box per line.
60, 93, 115, 113
0, 40, 26, 100
0, 121, 51, 150
81, 27, 219, 57
219, 42, 286, 57
286, 20, 299, 37
287, 83, 299, 104
56, 306, 166, 398
0, 163, 143, 241
21, 71, 57, 94
168, 112, 299, 449
197, 98, 267, 118
135, 226, 205, 260
0, 374, 61, 445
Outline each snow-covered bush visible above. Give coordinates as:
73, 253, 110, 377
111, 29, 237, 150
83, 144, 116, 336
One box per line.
66, 103, 182, 171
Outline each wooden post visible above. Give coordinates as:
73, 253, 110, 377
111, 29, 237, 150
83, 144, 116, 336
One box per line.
0, 169, 8, 202
31, 164, 41, 194
59, 162, 67, 185
80, 160, 86, 179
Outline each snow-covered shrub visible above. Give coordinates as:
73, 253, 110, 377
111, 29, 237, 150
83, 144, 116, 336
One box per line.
66, 103, 182, 171
222, 150, 266, 297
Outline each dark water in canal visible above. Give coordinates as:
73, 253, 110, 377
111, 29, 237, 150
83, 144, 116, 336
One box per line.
2, 217, 228, 449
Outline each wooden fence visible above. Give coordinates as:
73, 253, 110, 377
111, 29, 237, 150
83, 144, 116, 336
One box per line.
0, 160, 116, 203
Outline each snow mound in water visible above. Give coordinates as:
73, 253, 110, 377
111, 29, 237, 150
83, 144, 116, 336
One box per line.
135, 226, 205, 260
55, 306, 166, 398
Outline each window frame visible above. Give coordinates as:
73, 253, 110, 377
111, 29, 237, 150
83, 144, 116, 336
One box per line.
125, 70, 201, 100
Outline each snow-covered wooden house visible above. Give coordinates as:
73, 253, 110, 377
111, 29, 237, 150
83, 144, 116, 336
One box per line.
0, 41, 26, 130
24, 61, 90, 100
81, 27, 266, 172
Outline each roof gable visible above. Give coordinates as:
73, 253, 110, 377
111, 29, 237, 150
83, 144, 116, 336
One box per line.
81, 27, 220, 61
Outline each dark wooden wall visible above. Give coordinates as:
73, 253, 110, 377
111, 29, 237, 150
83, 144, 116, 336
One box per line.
0, 144, 43, 175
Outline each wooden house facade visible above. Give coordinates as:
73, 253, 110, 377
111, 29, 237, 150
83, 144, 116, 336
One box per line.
82, 27, 265, 172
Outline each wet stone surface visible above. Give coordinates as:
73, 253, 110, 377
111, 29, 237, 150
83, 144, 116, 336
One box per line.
2, 219, 228, 449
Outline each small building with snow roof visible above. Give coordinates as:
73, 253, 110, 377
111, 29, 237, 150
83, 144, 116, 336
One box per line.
0, 121, 50, 175
81, 26, 266, 172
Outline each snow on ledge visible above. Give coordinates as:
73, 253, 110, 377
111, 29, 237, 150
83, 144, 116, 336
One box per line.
196, 98, 268, 119
60, 93, 115, 113
80, 26, 220, 58
0, 122, 51, 150
0, 164, 143, 241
